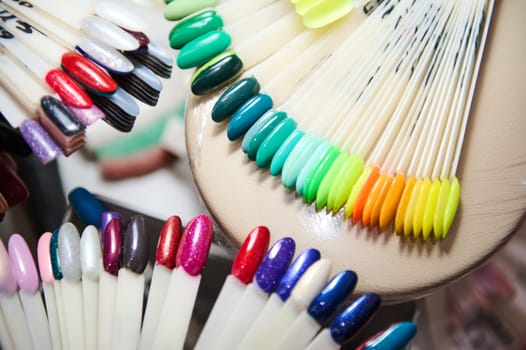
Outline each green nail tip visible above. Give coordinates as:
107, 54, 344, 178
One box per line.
164, 0, 218, 21
212, 77, 260, 122
315, 152, 348, 210
270, 130, 305, 176
327, 154, 364, 212
177, 30, 231, 69
246, 111, 287, 161
282, 135, 323, 189
256, 117, 297, 169
169, 11, 223, 50
242, 109, 276, 153
303, 145, 340, 203
191, 50, 243, 95
296, 142, 331, 196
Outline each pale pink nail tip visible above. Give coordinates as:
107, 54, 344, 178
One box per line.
8, 234, 40, 293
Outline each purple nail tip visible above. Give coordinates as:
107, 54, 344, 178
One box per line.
101, 211, 123, 244
176, 214, 214, 276
103, 218, 123, 276
20, 119, 62, 164
122, 215, 148, 273
255, 237, 296, 294
0, 239, 17, 294
275, 248, 320, 302
8, 234, 40, 293
68, 104, 105, 126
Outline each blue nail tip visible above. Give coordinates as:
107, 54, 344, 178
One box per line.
330, 292, 381, 345
363, 322, 417, 350
68, 187, 107, 228
308, 270, 358, 325
275, 248, 321, 302
50, 229, 63, 280
255, 237, 295, 294
227, 93, 273, 141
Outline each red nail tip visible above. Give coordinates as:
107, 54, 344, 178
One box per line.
176, 214, 214, 276
45, 69, 93, 109
231, 226, 270, 284
61, 52, 118, 94
156, 215, 182, 269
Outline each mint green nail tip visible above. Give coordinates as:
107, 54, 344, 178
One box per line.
191, 50, 243, 95
246, 111, 287, 161
282, 135, 323, 190
256, 117, 297, 168
270, 130, 304, 176
164, 0, 218, 21
169, 11, 223, 49
296, 142, 330, 196
242, 109, 275, 154
177, 30, 231, 69
304, 146, 340, 203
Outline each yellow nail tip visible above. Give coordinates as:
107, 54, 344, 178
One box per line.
443, 177, 460, 238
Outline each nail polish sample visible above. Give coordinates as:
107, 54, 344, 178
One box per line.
50, 229, 62, 280
241, 109, 276, 153
211, 77, 260, 122
0, 161, 29, 207
40, 96, 85, 136
227, 93, 273, 141
19, 119, 62, 165
58, 223, 82, 281
45, 69, 93, 109
245, 110, 287, 161
255, 236, 295, 294
177, 30, 231, 69
231, 226, 270, 284
156, 215, 182, 269
67, 104, 105, 126
81, 16, 140, 52
275, 248, 321, 302
68, 187, 107, 228
296, 142, 331, 196
123, 29, 150, 48
191, 50, 243, 95
0, 239, 17, 294
105, 87, 140, 117
112, 63, 162, 106
358, 322, 417, 350
94, 1, 148, 32
37, 232, 55, 284
303, 145, 340, 203
122, 216, 148, 274
76, 37, 134, 75
256, 117, 297, 169
169, 11, 223, 50
100, 211, 123, 244
330, 293, 381, 344
289, 259, 332, 310
164, 0, 218, 20
8, 234, 39, 293
175, 214, 214, 276
125, 42, 173, 79
80, 225, 101, 280
270, 130, 305, 176
308, 270, 358, 325
282, 135, 323, 189
61, 52, 118, 95
103, 218, 123, 276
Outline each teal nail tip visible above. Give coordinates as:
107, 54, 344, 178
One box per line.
246, 111, 287, 161
191, 52, 243, 95
241, 109, 276, 153
227, 93, 273, 141
211, 77, 260, 122
256, 117, 297, 169
363, 322, 417, 350
177, 30, 231, 69
296, 141, 331, 195
270, 129, 305, 176
282, 135, 323, 189
169, 11, 223, 50
50, 229, 62, 280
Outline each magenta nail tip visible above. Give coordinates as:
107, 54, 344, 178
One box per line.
176, 214, 214, 276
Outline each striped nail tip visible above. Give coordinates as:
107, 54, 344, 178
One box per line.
111, 64, 162, 106
256, 117, 297, 169
177, 30, 231, 69
255, 236, 296, 294
58, 222, 82, 281
19, 119, 62, 165
60, 52, 118, 95
361, 322, 417, 350
94, 1, 149, 32
37, 232, 54, 284
122, 215, 149, 273
330, 292, 381, 344
275, 248, 321, 302
40, 96, 85, 135
176, 214, 214, 276
231, 225, 271, 284
169, 11, 223, 50
50, 229, 63, 280
82, 16, 140, 51
164, 0, 219, 20
245, 111, 287, 161
211, 77, 261, 122
156, 215, 182, 269
80, 225, 102, 279
0, 239, 17, 294
76, 38, 134, 75
123, 28, 150, 48
45, 69, 93, 109
307, 270, 358, 325
8, 234, 39, 293
103, 218, 123, 276
227, 93, 273, 141
68, 187, 107, 228
68, 104, 105, 126
289, 259, 332, 309
269, 130, 305, 176
191, 52, 243, 96
0, 163, 29, 207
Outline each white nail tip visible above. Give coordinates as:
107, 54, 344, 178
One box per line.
94, 1, 148, 32
290, 259, 332, 310
58, 222, 82, 281
80, 225, 102, 280
81, 16, 140, 51
77, 37, 134, 74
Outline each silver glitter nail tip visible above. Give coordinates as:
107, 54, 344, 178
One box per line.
20, 119, 62, 164
76, 37, 134, 74
81, 16, 140, 52
94, 1, 148, 33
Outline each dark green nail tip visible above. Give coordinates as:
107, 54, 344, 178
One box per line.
191, 52, 243, 95
211, 77, 260, 122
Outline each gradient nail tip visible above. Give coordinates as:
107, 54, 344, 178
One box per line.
231, 225, 270, 284
255, 237, 295, 294
275, 248, 321, 302
37, 232, 54, 284
156, 215, 182, 269
176, 214, 214, 276
8, 234, 39, 293
123, 215, 149, 273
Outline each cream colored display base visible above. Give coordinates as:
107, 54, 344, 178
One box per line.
185, 0, 526, 302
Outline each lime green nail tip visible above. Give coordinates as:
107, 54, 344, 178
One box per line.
443, 177, 460, 238
164, 0, 218, 21
169, 11, 223, 49
327, 154, 364, 212
177, 30, 231, 69
303, 145, 340, 203
282, 135, 322, 189
315, 153, 348, 210
296, 142, 330, 196
256, 118, 297, 169
270, 130, 305, 176
246, 111, 287, 161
